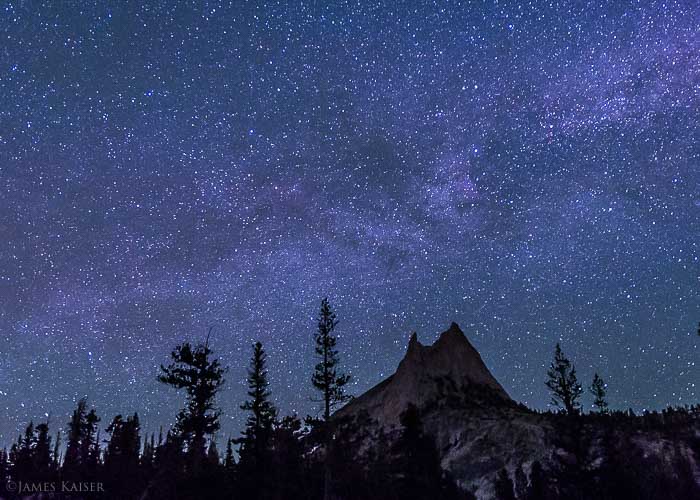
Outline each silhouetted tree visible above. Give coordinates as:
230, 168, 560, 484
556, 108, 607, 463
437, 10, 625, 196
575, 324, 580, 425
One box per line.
312, 298, 351, 420
589, 372, 608, 413
11, 422, 35, 480
224, 437, 235, 470
525, 461, 552, 500
494, 468, 516, 500
270, 415, 307, 500
33, 422, 53, 479
206, 439, 219, 466
104, 413, 141, 498
81, 408, 101, 477
64, 399, 87, 475
514, 465, 528, 499
52, 431, 61, 471
311, 299, 352, 500
390, 403, 460, 500
0, 448, 8, 485
141, 432, 156, 474
159, 338, 226, 468
545, 343, 582, 414
238, 341, 277, 499
147, 430, 185, 500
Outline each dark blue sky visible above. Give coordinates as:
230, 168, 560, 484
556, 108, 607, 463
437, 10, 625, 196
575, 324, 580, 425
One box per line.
1, 0, 698, 443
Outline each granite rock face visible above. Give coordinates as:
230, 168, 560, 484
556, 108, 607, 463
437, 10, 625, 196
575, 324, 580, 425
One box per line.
336, 322, 511, 425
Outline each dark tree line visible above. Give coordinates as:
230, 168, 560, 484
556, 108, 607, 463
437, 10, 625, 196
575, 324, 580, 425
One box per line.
1, 309, 698, 500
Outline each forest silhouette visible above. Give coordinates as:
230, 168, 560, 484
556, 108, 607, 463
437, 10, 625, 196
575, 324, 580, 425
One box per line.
2, 301, 698, 500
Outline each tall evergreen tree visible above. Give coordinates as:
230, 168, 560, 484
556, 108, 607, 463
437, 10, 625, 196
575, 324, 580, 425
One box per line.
103, 413, 141, 499
238, 341, 277, 499
311, 298, 351, 420
224, 437, 235, 470
0, 449, 8, 484
33, 422, 53, 478
493, 468, 516, 500
81, 408, 101, 475
52, 431, 61, 471
159, 339, 226, 465
270, 415, 306, 500
206, 440, 220, 466
589, 372, 609, 413
545, 343, 582, 415
389, 403, 461, 500
147, 431, 185, 500
64, 399, 87, 474
525, 461, 552, 500
12, 422, 35, 480
104, 414, 140, 472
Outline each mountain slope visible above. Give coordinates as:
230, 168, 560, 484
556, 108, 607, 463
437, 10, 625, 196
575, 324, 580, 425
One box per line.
333, 323, 700, 499
336, 322, 511, 425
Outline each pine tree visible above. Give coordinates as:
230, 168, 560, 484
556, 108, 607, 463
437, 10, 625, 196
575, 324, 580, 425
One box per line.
224, 438, 235, 470
13, 422, 35, 480
103, 413, 142, 498
514, 464, 528, 499
589, 372, 609, 413
311, 298, 351, 420
494, 468, 516, 500
270, 415, 306, 500
52, 431, 61, 471
33, 422, 53, 478
141, 432, 156, 473
545, 343, 582, 415
159, 339, 226, 465
64, 399, 87, 474
525, 461, 551, 500
389, 403, 457, 499
149, 431, 185, 500
80, 408, 101, 475
0, 449, 8, 484
238, 341, 277, 499
206, 440, 220, 466
104, 414, 141, 472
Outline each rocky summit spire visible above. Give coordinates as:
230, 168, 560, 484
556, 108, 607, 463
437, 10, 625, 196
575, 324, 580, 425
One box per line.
336, 322, 511, 425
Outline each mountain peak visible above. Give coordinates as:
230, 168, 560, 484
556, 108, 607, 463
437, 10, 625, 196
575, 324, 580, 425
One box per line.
336, 322, 511, 424
407, 331, 422, 350
435, 321, 468, 346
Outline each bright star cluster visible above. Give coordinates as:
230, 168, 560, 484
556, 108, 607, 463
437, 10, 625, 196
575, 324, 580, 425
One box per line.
0, 1, 698, 443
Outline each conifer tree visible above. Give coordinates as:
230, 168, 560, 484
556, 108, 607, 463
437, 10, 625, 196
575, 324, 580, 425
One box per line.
224, 438, 235, 470
52, 431, 61, 471
238, 341, 277, 498
80, 408, 101, 474
13, 422, 35, 480
33, 422, 53, 478
104, 414, 141, 473
103, 413, 141, 498
494, 468, 516, 500
206, 440, 220, 466
64, 399, 87, 473
390, 404, 455, 499
525, 461, 551, 500
271, 415, 306, 500
545, 343, 582, 415
141, 432, 156, 476
0, 449, 8, 484
311, 298, 351, 420
589, 372, 609, 413
159, 339, 226, 464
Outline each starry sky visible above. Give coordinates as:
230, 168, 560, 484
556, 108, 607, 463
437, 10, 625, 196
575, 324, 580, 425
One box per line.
1, 0, 698, 444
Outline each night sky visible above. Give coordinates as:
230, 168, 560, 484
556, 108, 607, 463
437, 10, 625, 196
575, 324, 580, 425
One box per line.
1, 1, 698, 444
